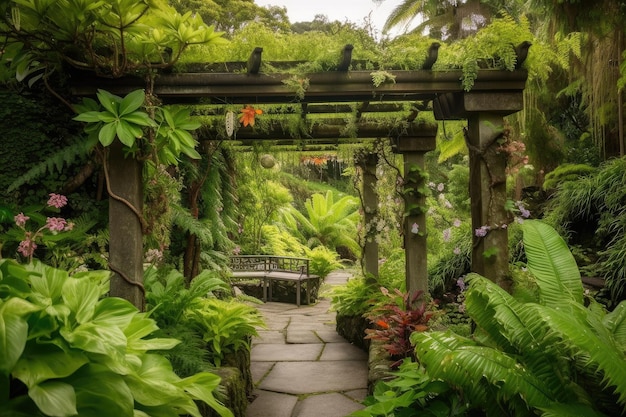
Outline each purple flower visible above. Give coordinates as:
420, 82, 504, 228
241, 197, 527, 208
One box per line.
453, 219, 461, 228
411, 223, 419, 234
456, 276, 466, 291
474, 225, 490, 237
47, 193, 68, 209
14, 212, 29, 227
442, 228, 451, 242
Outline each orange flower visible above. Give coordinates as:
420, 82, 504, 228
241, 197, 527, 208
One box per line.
376, 319, 390, 329
239, 105, 263, 127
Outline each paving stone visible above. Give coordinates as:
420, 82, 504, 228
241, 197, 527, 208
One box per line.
345, 389, 369, 402
320, 343, 368, 361
316, 330, 349, 343
253, 330, 285, 344
245, 390, 297, 417
259, 361, 368, 394
294, 393, 364, 417
251, 343, 323, 361
250, 361, 274, 385
286, 330, 322, 344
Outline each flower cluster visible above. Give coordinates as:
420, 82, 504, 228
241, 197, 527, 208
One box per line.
13, 193, 73, 260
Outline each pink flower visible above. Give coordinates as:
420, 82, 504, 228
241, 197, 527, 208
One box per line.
453, 219, 462, 227
46, 217, 67, 232
14, 212, 29, 227
47, 193, 68, 209
18, 239, 37, 257
442, 228, 451, 242
411, 223, 419, 234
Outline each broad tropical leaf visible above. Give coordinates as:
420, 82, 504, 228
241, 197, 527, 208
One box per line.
522, 220, 583, 305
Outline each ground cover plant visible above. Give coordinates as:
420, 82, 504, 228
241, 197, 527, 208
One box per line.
354, 220, 626, 417
0, 260, 232, 417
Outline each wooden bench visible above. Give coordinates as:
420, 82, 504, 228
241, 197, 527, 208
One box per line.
229, 255, 319, 306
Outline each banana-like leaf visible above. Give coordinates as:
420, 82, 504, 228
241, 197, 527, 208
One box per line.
603, 301, 626, 349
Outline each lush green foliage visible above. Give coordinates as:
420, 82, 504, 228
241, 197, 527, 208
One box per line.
0, 260, 232, 417
281, 191, 361, 257
542, 163, 597, 191
330, 276, 380, 317
411, 220, 626, 416
351, 359, 466, 417
304, 246, 343, 279
543, 157, 626, 304
185, 298, 265, 367
145, 266, 263, 368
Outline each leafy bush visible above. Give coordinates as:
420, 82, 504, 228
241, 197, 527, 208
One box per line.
364, 289, 436, 366
185, 298, 265, 367
542, 163, 596, 191
411, 220, 626, 416
0, 260, 232, 417
305, 245, 343, 279
330, 276, 379, 317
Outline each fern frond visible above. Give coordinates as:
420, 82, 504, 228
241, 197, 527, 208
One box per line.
412, 330, 555, 412
171, 204, 214, 246
8, 136, 98, 192
521, 220, 583, 305
603, 301, 626, 349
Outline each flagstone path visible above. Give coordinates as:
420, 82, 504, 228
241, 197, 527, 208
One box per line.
246, 271, 368, 417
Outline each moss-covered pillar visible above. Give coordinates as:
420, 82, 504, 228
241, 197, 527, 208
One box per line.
393, 131, 437, 296
108, 141, 145, 310
360, 152, 379, 281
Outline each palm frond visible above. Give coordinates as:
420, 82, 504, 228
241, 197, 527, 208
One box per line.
521, 220, 583, 305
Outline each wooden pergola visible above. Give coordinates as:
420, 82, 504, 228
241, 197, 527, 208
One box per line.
71, 44, 529, 302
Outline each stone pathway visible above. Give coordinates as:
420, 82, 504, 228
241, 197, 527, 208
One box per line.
246, 271, 368, 417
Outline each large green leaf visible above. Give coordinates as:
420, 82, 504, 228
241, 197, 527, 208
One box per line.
96, 89, 120, 115
60, 321, 127, 360
177, 372, 233, 417
12, 344, 88, 388
125, 354, 183, 407
26, 261, 67, 304
521, 220, 583, 305
98, 122, 117, 146
62, 277, 100, 324
92, 297, 138, 328
0, 307, 28, 374
118, 89, 145, 116
68, 364, 134, 417
29, 381, 77, 417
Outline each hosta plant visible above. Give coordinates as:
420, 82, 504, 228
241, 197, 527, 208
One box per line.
0, 259, 233, 417
412, 220, 626, 417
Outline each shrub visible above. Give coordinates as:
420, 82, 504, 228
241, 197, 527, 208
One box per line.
305, 245, 343, 279
0, 260, 232, 417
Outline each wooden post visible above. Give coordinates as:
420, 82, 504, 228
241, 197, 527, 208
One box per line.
360, 152, 379, 281
467, 112, 512, 291
108, 141, 145, 310
393, 132, 437, 295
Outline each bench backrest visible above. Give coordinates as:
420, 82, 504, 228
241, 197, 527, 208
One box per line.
230, 255, 310, 275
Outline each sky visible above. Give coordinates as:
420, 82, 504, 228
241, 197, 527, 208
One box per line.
253, 0, 417, 37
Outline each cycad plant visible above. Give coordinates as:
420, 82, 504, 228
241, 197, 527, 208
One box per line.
412, 220, 626, 416
281, 191, 360, 258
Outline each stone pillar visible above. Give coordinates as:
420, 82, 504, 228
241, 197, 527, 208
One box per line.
360, 152, 379, 281
393, 132, 437, 296
108, 141, 145, 310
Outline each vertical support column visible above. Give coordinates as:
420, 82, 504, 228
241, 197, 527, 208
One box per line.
361, 152, 379, 281
403, 151, 428, 295
393, 131, 437, 296
466, 112, 512, 291
108, 141, 145, 310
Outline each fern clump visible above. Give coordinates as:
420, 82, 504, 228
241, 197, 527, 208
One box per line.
542, 163, 596, 191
